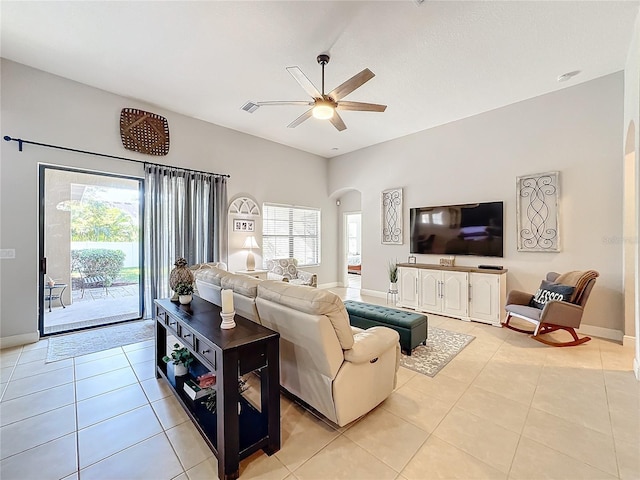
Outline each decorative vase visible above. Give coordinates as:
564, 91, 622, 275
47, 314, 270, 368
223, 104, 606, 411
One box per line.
167, 361, 188, 386
179, 294, 192, 305
170, 258, 194, 301
389, 282, 398, 293
174, 363, 188, 377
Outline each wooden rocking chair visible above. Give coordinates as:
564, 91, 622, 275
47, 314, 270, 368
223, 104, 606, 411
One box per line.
503, 270, 599, 347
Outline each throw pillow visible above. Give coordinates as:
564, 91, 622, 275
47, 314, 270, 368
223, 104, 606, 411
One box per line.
529, 280, 575, 310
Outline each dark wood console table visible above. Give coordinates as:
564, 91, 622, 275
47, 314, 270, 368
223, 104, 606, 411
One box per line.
154, 296, 280, 480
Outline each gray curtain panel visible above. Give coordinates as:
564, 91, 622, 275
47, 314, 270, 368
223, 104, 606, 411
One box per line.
144, 165, 228, 315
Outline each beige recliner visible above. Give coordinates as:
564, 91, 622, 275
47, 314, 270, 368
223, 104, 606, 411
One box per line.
256, 280, 400, 426
503, 270, 599, 347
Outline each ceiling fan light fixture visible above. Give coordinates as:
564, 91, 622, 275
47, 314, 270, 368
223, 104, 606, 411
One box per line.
312, 103, 334, 120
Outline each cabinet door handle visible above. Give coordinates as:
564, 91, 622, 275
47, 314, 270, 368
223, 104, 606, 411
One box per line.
469, 284, 472, 301
183, 333, 191, 338
415, 277, 418, 295
201, 349, 210, 354
169, 321, 176, 326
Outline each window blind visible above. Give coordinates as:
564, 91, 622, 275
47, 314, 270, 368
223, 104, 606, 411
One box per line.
262, 204, 320, 266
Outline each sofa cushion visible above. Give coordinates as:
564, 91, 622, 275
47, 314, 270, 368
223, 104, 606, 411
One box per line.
194, 266, 227, 287
189, 262, 227, 272
505, 303, 542, 321
221, 273, 261, 298
257, 281, 354, 349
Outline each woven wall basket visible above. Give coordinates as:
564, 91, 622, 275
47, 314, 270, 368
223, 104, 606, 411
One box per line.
120, 108, 170, 156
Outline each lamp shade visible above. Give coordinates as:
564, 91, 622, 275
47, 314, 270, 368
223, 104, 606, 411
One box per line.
242, 236, 259, 249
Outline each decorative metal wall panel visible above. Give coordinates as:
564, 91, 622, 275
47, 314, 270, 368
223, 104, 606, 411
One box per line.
382, 188, 403, 244
516, 171, 560, 252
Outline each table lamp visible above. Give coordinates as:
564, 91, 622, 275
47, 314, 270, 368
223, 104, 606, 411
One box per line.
242, 236, 260, 271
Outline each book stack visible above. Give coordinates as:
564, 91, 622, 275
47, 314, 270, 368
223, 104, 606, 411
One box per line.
183, 372, 217, 400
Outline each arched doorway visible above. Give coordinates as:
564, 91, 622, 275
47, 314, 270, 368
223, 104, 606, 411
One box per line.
335, 189, 362, 288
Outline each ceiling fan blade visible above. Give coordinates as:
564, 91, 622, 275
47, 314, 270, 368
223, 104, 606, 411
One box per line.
256, 101, 314, 106
337, 101, 387, 112
329, 111, 347, 132
328, 68, 375, 101
287, 108, 314, 128
286, 67, 322, 99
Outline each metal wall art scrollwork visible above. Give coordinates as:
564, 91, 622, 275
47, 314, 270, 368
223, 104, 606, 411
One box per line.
516, 171, 560, 252
381, 188, 403, 245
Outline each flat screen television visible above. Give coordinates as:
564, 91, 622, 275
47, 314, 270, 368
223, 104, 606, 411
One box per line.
409, 201, 503, 257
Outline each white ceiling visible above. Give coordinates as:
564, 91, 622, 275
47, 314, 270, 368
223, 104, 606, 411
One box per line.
1, 1, 638, 158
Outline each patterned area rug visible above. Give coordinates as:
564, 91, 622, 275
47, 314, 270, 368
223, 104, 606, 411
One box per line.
400, 326, 475, 377
46, 320, 155, 362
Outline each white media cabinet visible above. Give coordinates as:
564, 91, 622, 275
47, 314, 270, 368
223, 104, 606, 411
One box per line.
397, 263, 507, 327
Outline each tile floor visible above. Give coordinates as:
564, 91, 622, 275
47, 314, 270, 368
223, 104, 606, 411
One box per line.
1, 288, 638, 480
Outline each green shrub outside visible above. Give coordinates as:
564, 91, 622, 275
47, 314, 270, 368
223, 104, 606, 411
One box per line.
71, 249, 125, 286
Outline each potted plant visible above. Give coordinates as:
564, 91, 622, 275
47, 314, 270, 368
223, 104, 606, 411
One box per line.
388, 260, 398, 293
162, 343, 194, 377
175, 282, 195, 305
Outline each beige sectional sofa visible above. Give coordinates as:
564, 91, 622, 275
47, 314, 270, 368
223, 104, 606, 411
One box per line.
192, 264, 261, 322
193, 265, 400, 427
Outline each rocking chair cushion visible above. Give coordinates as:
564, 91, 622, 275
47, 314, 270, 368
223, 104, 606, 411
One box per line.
529, 280, 575, 310
505, 304, 542, 321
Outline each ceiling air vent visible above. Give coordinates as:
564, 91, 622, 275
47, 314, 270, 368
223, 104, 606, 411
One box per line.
241, 101, 260, 113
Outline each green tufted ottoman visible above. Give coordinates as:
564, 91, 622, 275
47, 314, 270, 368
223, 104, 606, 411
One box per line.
343, 301, 427, 355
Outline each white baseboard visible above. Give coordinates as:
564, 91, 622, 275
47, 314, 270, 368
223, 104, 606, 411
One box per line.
634, 357, 639, 381
623, 335, 636, 348
360, 289, 386, 299
578, 324, 624, 342
318, 282, 339, 289
0, 331, 40, 349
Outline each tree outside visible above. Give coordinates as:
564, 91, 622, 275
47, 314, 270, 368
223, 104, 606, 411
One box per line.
68, 186, 140, 286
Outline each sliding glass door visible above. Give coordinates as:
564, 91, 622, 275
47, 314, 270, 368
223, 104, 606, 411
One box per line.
39, 165, 143, 335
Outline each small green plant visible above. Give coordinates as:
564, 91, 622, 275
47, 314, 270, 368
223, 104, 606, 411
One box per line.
175, 282, 194, 295
388, 260, 398, 283
162, 343, 194, 367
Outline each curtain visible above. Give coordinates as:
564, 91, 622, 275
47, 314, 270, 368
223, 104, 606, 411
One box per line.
144, 165, 227, 315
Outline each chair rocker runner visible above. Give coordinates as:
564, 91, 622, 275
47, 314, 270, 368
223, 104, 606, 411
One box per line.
503, 270, 599, 347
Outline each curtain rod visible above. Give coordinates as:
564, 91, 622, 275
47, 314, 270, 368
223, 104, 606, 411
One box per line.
3, 135, 230, 178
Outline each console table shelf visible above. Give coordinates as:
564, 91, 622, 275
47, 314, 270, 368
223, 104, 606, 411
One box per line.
155, 296, 280, 480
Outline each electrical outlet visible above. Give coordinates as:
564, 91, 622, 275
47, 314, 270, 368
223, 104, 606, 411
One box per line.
0, 249, 16, 259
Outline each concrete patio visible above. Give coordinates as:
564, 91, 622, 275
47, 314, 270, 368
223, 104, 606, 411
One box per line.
44, 283, 142, 334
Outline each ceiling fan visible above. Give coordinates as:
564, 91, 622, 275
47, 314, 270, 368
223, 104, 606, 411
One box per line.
243, 54, 386, 131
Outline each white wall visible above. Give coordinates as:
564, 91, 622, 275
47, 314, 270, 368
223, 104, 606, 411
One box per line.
329, 73, 624, 334
623, 13, 640, 376
0, 59, 337, 345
